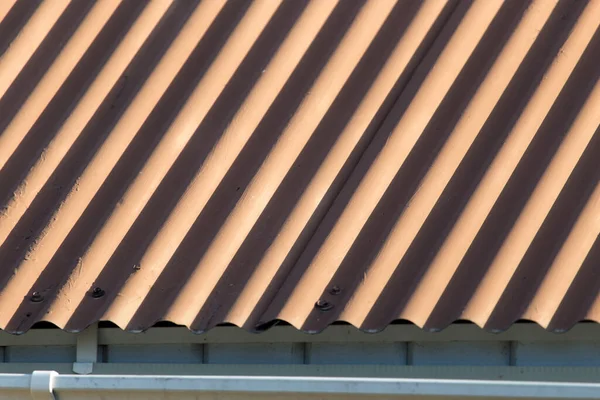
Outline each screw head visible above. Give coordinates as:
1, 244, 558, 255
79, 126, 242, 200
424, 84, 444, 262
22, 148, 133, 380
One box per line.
91, 287, 105, 298
329, 285, 341, 295
315, 299, 333, 311
30, 291, 43, 303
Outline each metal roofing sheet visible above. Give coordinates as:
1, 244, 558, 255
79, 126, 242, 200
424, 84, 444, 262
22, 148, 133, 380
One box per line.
0, 0, 599, 334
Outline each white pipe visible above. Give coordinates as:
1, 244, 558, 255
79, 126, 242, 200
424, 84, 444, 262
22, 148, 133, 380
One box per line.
2, 372, 599, 399
57, 375, 600, 398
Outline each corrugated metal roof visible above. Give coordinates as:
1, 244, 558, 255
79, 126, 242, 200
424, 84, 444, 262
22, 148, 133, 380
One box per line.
0, 0, 599, 334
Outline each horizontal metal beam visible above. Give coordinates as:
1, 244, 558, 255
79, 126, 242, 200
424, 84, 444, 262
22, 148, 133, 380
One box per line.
97, 323, 600, 345
0, 364, 598, 383
0, 323, 597, 347
4, 372, 600, 399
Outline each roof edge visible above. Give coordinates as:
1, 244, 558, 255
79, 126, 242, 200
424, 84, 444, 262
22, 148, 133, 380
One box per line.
2, 322, 599, 347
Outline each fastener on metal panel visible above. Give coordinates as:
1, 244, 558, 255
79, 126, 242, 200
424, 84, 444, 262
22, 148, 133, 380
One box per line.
30, 291, 44, 303
329, 285, 341, 295
133, 264, 141, 271
91, 287, 105, 298
315, 299, 333, 311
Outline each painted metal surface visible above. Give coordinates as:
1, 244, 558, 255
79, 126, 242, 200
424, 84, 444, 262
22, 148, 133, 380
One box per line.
1, 364, 600, 383
0, 323, 596, 347
0, 0, 599, 335
1, 323, 600, 369
3, 372, 600, 400
8, 370, 600, 400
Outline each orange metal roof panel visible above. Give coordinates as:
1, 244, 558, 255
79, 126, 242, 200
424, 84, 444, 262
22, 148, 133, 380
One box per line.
0, 0, 599, 334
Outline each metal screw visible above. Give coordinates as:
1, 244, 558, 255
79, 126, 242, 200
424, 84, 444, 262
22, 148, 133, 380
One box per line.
329, 285, 341, 295
91, 287, 105, 298
133, 264, 141, 271
30, 292, 43, 303
315, 299, 333, 311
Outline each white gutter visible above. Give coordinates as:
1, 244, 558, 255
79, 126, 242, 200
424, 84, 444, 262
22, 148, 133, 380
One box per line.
2, 372, 597, 399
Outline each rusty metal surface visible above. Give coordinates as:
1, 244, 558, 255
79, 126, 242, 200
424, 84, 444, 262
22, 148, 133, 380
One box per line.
0, 0, 598, 334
